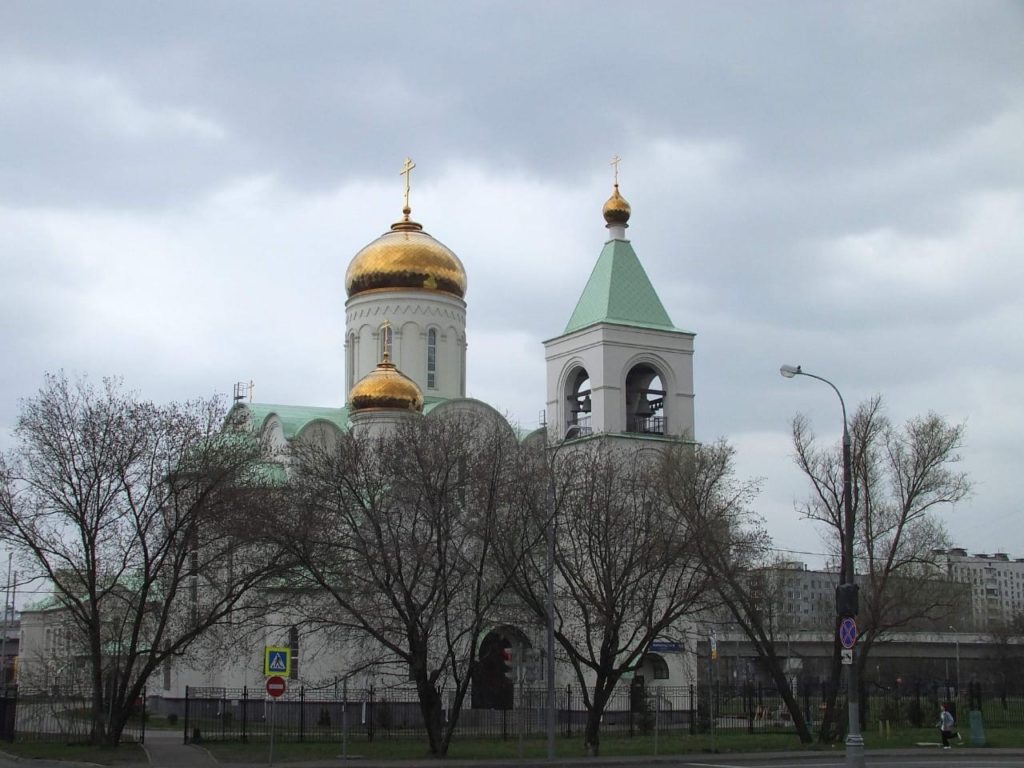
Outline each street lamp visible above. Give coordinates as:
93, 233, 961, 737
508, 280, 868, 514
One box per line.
949, 625, 960, 700
545, 425, 581, 760
780, 364, 864, 768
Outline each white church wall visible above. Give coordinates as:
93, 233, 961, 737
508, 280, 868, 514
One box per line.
345, 291, 467, 401
397, 319, 421, 373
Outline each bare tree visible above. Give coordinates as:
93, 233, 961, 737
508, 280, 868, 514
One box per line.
273, 411, 538, 757
505, 438, 721, 756
987, 615, 1024, 701
696, 527, 815, 736
658, 439, 814, 742
0, 373, 284, 746
792, 395, 970, 740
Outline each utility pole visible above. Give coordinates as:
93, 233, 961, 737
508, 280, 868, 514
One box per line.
1, 554, 11, 695
780, 364, 864, 768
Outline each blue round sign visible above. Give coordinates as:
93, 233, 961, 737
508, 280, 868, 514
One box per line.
839, 617, 858, 649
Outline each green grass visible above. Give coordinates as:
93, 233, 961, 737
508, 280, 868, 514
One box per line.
865, 726, 1024, 748
205, 732, 823, 763
202, 726, 1024, 763
0, 742, 147, 765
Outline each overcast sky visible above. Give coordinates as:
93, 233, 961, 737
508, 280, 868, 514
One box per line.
2, 1, 1022, 578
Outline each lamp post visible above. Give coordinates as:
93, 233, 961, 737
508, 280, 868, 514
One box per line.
780, 364, 864, 768
545, 463, 556, 760
545, 426, 580, 759
1, 554, 11, 696
949, 625, 960, 700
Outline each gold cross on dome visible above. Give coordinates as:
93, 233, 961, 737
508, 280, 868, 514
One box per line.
400, 157, 416, 211
610, 155, 622, 186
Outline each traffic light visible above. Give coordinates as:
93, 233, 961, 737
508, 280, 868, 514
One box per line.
835, 583, 859, 617
501, 646, 514, 681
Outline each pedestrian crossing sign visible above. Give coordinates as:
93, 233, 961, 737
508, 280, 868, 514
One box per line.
264, 646, 291, 677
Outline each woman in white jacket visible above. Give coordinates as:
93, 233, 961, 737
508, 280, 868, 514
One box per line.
937, 703, 962, 749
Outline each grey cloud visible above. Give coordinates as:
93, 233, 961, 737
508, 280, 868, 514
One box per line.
1, 0, 1022, 560
4, 2, 1021, 208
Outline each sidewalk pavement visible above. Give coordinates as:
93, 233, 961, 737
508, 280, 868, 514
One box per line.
142, 730, 218, 768
4, 744, 1024, 768
219, 748, 1024, 768
227, 748, 1024, 768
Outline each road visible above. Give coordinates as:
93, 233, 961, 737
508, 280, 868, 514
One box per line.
3, 745, 1024, 768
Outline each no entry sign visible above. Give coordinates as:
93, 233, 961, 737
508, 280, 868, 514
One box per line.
266, 675, 287, 698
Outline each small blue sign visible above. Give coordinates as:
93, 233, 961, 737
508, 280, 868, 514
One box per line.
649, 640, 683, 653
839, 617, 858, 649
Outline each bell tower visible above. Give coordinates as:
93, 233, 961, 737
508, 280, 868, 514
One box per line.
544, 169, 695, 442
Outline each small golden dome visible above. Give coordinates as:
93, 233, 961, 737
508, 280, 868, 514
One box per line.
602, 184, 631, 227
348, 358, 424, 413
345, 211, 467, 299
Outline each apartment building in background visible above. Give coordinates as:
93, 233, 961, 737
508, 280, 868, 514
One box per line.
934, 548, 1024, 631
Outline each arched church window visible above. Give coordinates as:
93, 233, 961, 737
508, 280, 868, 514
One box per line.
346, 333, 356, 391
288, 625, 300, 680
625, 364, 665, 435
646, 653, 669, 680
427, 328, 437, 389
565, 368, 592, 436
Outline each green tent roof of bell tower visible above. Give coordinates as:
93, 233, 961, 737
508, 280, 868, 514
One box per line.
563, 238, 677, 334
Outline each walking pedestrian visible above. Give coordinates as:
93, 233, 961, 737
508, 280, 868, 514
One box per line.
937, 702, 962, 749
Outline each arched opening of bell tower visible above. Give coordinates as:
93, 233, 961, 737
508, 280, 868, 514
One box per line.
563, 367, 592, 436
625, 363, 665, 435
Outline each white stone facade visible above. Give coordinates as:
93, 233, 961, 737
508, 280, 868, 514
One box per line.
345, 290, 467, 401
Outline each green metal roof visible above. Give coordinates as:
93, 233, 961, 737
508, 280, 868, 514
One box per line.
23, 595, 64, 612
231, 397, 451, 440
564, 239, 676, 334
240, 403, 350, 438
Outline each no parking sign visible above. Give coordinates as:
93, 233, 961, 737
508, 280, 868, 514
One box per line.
839, 617, 858, 649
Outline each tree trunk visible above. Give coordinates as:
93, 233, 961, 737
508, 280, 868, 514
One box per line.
414, 676, 446, 756
762, 655, 812, 743
439, 679, 471, 756
105, 709, 125, 747
91, 661, 106, 746
817, 634, 843, 744
853, 637, 876, 727
583, 684, 611, 757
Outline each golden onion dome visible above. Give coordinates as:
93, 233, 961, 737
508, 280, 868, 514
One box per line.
348, 357, 424, 413
602, 184, 631, 227
345, 209, 467, 299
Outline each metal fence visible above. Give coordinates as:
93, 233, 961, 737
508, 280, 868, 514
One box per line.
181, 681, 1024, 745
0, 687, 145, 744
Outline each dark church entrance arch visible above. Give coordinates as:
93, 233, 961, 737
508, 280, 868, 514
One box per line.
472, 627, 530, 710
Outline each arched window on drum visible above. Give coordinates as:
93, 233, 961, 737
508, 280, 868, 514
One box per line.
427, 328, 438, 390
